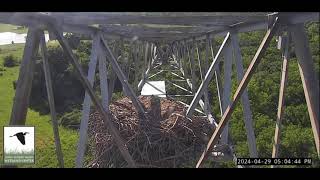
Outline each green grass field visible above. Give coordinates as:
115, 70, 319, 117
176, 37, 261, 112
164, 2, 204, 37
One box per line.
0, 24, 28, 34
0, 43, 79, 168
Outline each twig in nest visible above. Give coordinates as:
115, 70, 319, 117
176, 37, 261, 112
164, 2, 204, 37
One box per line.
143, 131, 152, 146
166, 116, 179, 133
126, 132, 138, 144
136, 163, 161, 168
171, 113, 192, 122
181, 125, 196, 137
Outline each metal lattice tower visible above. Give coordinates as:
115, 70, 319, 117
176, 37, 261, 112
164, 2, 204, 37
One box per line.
1, 12, 318, 168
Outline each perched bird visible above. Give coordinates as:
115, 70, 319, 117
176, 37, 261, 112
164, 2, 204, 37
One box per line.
9, 132, 29, 145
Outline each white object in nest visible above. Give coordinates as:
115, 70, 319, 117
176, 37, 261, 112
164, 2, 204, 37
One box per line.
141, 81, 166, 98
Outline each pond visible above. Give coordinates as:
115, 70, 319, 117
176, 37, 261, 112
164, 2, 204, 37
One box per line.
0, 32, 50, 45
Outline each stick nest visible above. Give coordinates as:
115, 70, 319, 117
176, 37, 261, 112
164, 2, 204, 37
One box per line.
86, 96, 215, 168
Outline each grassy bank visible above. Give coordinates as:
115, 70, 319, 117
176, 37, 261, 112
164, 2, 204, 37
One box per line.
0, 43, 79, 167
0, 24, 27, 34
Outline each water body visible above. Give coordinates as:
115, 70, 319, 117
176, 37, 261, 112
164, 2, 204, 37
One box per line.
0, 32, 50, 45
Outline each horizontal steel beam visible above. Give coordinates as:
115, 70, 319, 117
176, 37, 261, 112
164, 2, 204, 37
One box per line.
0, 12, 318, 43
178, 12, 319, 43
50, 12, 269, 26
100, 24, 227, 34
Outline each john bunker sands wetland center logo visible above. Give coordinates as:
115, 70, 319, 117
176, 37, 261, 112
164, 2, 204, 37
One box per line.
3, 126, 35, 164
